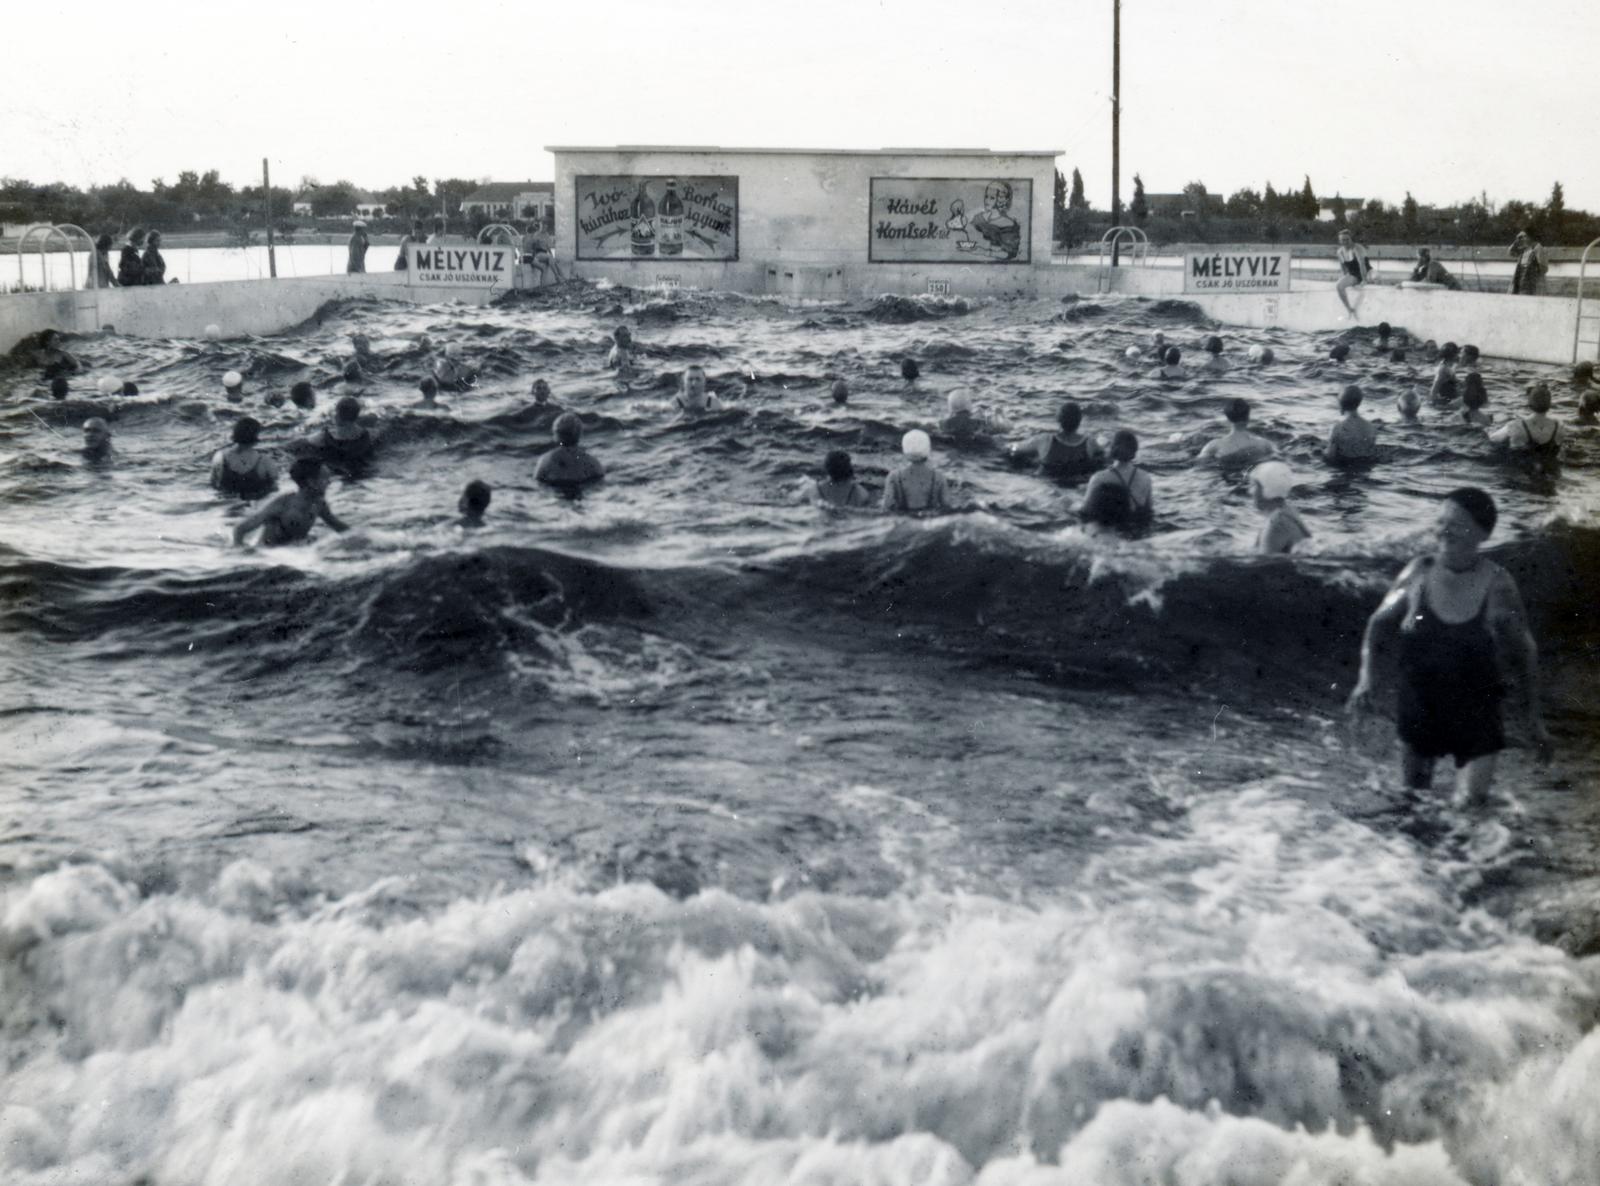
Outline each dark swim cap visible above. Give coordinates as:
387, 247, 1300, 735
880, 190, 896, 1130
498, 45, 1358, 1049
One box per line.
335, 395, 361, 422
1057, 401, 1083, 432
1444, 487, 1496, 536
1330, 343, 1351, 362
1109, 428, 1139, 462
290, 382, 316, 409
554, 411, 583, 446
50, 376, 70, 399
1339, 385, 1363, 411
1205, 335, 1222, 355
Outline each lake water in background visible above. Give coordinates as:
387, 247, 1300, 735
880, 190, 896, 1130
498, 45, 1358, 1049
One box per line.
2, 284, 1598, 1185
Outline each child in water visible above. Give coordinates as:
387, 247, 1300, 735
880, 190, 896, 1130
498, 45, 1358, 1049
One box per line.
232, 458, 349, 546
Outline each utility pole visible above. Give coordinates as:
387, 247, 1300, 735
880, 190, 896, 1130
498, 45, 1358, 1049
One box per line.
1111, 0, 1121, 266
263, 158, 277, 278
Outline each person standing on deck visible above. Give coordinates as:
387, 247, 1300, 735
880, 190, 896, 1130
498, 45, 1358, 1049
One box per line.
87, 234, 119, 288
346, 220, 370, 274
1347, 487, 1551, 806
1508, 230, 1548, 295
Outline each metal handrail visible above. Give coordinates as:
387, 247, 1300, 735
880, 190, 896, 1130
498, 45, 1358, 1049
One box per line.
14, 223, 96, 292
1575, 237, 1600, 364
1095, 226, 1149, 291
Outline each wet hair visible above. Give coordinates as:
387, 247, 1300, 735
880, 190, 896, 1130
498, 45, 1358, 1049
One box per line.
824, 449, 855, 482
1440, 342, 1459, 362
1224, 398, 1251, 424
121, 381, 139, 397
1108, 429, 1140, 463
420, 376, 438, 397
1462, 345, 1480, 365
288, 457, 324, 487
1057, 401, 1083, 433
554, 411, 583, 446
1339, 384, 1363, 412
613, 325, 632, 346
1571, 360, 1594, 384
1204, 335, 1223, 355
1163, 346, 1181, 366
1390, 348, 1407, 364
231, 416, 262, 446
1329, 343, 1350, 362
830, 378, 849, 405
460, 479, 491, 515
531, 379, 552, 401
289, 381, 316, 409
335, 395, 361, 422
49, 376, 69, 399
1376, 322, 1392, 338
1579, 390, 1600, 418
901, 358, 920, 383
343, 361, 364, 382
1444, 487, 1496, 536
1526, 382, 1552, 413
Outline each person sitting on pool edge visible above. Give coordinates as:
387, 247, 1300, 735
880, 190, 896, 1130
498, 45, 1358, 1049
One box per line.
1409, 248, 1461, 290
1199, 398, 1276, 465
1489, 382, 1564, 470
232, 457, 349, 546
674, 365, 722, 416
883, 429, 951, 513
1326, 385, 1379, 464
457, 479, 491, 527
812, 449, 873, 508
211, 415, 278, 500
1250, 461, 1310, 555
1335, 228, 1374, 315
1080, 429, 1153, 531
307, 395, 377, 473
535, 412, 605, 493
1011, 399, 1104, 482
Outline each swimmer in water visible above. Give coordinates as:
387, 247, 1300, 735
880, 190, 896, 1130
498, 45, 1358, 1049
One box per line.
535, 412, 605, 492
431, 343, 474, 392
49, 376, 70, 401
1397, 386, 1422, 421
211, 416, 278, 500
1329, 342, 1351, 364
1347, 487, 1551, 806
606, 326, 636, 384
1149, 331, 1168, 361
31, 329, 82, 378
1460, 373, 1493, 427
81, 417, 113, 461
940, 390, 992, 442
1326, 385, 1379, 464
1372, 322, 1392, 353
1079, 429, 1153, 531
1198, 398, 1276, 465
673, 366, 722, 416
901, 358, 921, 390
457, 479, 491, 527
1429, 343, 1460, 405
415, 377, 445, 409
1200, 335, 1228, 373
883, 429, 950, 513
812, 449, 873, 508
289, 382, 316, 413
308, 395, 377, 473
222, 371, 245, 403
1011, 400, 1104, 482
1249, 461, 1310, 555
830, 378, 850, 407
1577, 390, 1600, 426
1153, 346, 1185, 380
1488, 382, 1564, 470
232, 457, 349, 547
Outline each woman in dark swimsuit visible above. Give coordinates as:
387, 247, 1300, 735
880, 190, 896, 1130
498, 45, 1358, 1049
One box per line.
1011, 400, 1103, 482
1348, 488, 1551, 805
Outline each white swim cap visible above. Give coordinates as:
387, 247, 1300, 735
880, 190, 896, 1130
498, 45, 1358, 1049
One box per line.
1247, 345, 1265, 362
1124, 346, 1141, 360
96, 375, 118, 394
946, 390, 972, 413
445, 342, 462, 359
902, 429, 932, 459
1250, 460, 1294, 500
222, 370, 243, 389
204, 324, 222, 340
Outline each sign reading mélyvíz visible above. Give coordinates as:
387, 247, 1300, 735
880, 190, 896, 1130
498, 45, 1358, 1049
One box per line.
407, 243, 517, 287
1183, 250, 1292, 293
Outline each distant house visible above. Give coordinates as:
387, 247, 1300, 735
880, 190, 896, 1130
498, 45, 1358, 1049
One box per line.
1146, 192, 1225, 219
462, 181, 555, 224
291, 194, 314, 217
1317, 196, 1364, 222
353, 192, 386, 221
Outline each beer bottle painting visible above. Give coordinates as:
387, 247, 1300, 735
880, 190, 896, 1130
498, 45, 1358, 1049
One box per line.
657, 179, 685, 257
630, 181, 657, 257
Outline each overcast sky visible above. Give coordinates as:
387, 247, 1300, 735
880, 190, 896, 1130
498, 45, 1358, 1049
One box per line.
10, 0, 1597, 210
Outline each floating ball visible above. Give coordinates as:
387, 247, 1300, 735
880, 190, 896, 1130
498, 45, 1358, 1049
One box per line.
204, 324, 222, 341
222, 370, 243, 389
1124, 346, 1141, 360
96, 375, 118, 394
1247, 345, 1265, 363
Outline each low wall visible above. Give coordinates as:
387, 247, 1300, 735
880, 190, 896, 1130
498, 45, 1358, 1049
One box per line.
0, 273, 503, 354
1037, 265, 1589, 366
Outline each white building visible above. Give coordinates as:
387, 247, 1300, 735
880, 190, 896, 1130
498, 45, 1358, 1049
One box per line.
461, 182, 555, 224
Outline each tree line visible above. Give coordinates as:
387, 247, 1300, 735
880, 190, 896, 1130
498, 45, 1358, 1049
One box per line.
1053, 169, 1600, 250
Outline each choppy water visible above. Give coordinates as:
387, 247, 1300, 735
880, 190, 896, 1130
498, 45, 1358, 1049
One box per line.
2, 284, 1599, 1185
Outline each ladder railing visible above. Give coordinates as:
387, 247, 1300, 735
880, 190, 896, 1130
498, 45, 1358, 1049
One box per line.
1095, 226, 1150, 292
13, 223, 100, 331
1574, 237, 1600, 364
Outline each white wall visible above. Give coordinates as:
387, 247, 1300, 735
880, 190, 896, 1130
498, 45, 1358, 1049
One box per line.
551, 147, 1058, 296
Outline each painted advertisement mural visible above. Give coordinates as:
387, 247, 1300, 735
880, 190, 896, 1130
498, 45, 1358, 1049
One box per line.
575, 175, 738, 261
869, 178, 1032, 264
